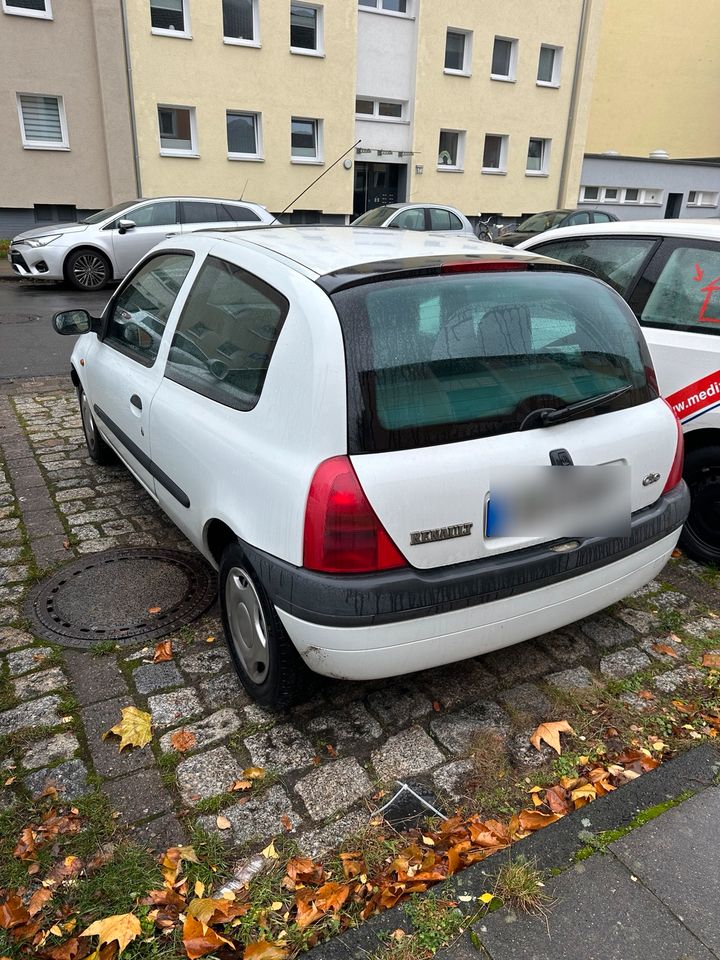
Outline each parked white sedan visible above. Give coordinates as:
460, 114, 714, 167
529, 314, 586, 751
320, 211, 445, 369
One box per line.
352, 202, 477, 237
9, 196, 274, 291
53, 227, 688, 708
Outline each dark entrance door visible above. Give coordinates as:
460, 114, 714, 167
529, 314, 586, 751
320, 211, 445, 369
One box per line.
665, 193, 683, 218
353, 162, 407, 217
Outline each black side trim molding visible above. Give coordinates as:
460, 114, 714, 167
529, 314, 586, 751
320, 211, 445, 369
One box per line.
242, 482, 689, 629
93, 405, 190, 508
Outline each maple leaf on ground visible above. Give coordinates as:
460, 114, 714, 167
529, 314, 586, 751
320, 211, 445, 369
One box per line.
0, 896, 30, 930
544, 784, 570, 815
27, 888, 52, 917
244, 941, 289, 960
285, 856, 325, 886
153, 640, 174, 663
80, 914, 141, 955
339, 852, 366, 880
182, 916, 234, 959
295, 882, 350, 929
702, 652, 720, 668
530, 720, 575, 755
103, 707, 152, 752
187, 898, 250, 926
161, 845, 200, 888
170, 729, 197, 753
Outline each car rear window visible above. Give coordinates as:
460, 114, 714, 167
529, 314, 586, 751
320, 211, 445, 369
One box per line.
332, 270, 656, 453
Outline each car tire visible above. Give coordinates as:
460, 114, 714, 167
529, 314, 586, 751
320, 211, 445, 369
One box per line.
77, 386, 115, 465
65, 248, 112, 292
679, 445, 720, 564
219, 543, 315, 710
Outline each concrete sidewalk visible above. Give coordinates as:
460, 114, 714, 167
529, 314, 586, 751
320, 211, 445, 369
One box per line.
0, 258, 16, 279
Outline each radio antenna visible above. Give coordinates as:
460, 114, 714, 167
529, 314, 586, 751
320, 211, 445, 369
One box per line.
269, 139, 361, 224
239, 178, 249, 200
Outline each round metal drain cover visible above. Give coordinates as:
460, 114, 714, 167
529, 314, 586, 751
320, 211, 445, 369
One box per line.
26, 548, 217, 647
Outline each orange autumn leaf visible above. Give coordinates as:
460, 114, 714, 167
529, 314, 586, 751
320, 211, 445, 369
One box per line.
652, 642, 679, 659
702, 652, 720, 668
295, 882, 350, 929
244, 942, 290, 960
530, 720, 575, 755
544, 784, 570, 814
517, 808, 561, 831
170, 730, 197, 753
339, 852, 366, 879
286, 857, 325, 886
80, 913, 141, 954
229, 779, 252, 792
0, 896, 30, 930
182, 916, 234, 959
153, 640, 173, 663
27, 888, 52, 917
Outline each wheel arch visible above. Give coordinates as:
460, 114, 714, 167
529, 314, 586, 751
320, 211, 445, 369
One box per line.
204, 518, 239, 569
63, 244, 116, 282
682, 426, 720, 459
70, 365, 80, 388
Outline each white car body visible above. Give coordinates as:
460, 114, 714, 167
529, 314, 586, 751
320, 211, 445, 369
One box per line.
517, 219, 720, 561
352, 202, 477, 238
9, 196, 274, 290
58, 227, 688, 704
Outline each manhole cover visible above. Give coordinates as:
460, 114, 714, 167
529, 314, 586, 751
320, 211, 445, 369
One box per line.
26, 548, 217, 647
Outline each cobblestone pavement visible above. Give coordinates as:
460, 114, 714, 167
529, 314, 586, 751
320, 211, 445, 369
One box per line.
2, 377, 720, 859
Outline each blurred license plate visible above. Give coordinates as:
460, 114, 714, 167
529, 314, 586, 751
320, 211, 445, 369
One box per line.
486, 464, 630, 539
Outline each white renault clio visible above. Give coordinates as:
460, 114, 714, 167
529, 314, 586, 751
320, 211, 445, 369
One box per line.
53, 228, 689, 708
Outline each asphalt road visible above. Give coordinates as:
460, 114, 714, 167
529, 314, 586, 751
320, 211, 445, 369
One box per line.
0, 280, 112, 380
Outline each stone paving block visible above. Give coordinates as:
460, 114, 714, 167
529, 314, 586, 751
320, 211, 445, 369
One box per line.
432, 759, 475, 801
546, 667, 596, 691
620, 692, 656, 713
77, 538, 119, 555
629, 579, 661, 598
306, 702, 383, 753
508, 731, 556, 770
419, 660, 498, 710
133, 661, 183, 695
481, 640, 556, 686
159, 708, 242, 753
197, 785, 301, 845
537, 629, 592, 664
0, 565, 28, 585
22, 732, 80, 771
295, 757, 373, 820
640, 636, 688, 663
55, 487, 95, 502
498, 682, 553, 720
26, 759, 90, 799
177, 746, 244, 804
651, 590, 691, 611
684, 617, 720, 640
0, 627, 34, 653
80, 696, 154, 778
372, 726, 444, 781
6, 646, 54, 677
366, 685, 435, 729
62, 650, 129, 706
199, 672, 249, 708
615, 608, 657, 636
0, 606, 20, 626
245, 723, 316, 774
103, 768, 172, 824
0, 695, 62, 736
599, 647, 652, 679
298, 809, 369, 859
653, 666, 704, 693
129, 812, 187, 851
429, 701, 510, 756
148, 688, 204, 729
180, 649, 232, 675
580, 615, 635, 649
14, 667, 67, 700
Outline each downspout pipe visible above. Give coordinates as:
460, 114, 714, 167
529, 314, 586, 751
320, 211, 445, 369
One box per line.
120, 0, 142, 198
557, 0, 592, 207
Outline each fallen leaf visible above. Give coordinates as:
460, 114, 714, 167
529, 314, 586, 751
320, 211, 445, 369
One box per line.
285, 856, 325, 885
243, 767, 266, 780
244, 941, 289, 960
325, 744, 337, 758
0, 896, 30, 930
530, 721, 575, 755
80, 913, 141, 954
280, 814, 293, 832
262, 841, 279, 860
570, 783, 597, 808
544, 784, 570, 814
27, 888, 52, 917
103, 707, 152, 751
63, 539, 70, 550
479, 892, 494, 904
170, 730, 197, 753
517, 809, 561, 831
229, 780, 252, 792
702, 652, 720, 668
147, 605, 162, 615
206, 636, 216, 644
638, 690, 655, 700
216, 815, 232, 831
182, 916, 234, 959
153, 640, 173, 663
652, 642, 679, 659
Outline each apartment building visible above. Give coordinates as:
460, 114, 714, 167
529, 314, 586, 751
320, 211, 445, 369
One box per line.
0, 0, 136, 236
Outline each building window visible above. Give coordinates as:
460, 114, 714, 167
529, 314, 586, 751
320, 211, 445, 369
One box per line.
158, 105, 197, 155
17, 94, 68, 150
150, 0, 190, 36
290, 3, 323, 54
537, 44, 562, 86
223, 0, 257, 44
2, 0, 52, 19
34, 203, 77, 223
358, 0, 408, 14
624, 188, 639, 203
688, 190, 719, 208
227, 111, 261, 159
604, 187, 618, 202
291, 117, 321, 162
445, 29, 472, 74
526, 137, 550, 175
438, 130, 464, 171
482, 134, 508, 173
354, 97, 405, 121
491, 36, 517, 80
580, 185, 600, 201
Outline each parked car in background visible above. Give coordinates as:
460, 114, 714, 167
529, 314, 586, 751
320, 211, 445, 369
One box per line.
52, 227, 687, 707
352, 203, 477, 237
9, 197, 274, 291
495, 209, 619, 246
518, 218, 720, 563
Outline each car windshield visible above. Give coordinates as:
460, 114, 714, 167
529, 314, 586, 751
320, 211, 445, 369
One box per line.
332, 270, 654, 453
517, 211, 570, 233
81, 201, 138, 225
352, 206, 395, 227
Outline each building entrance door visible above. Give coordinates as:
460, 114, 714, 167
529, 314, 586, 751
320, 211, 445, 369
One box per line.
665, 193, 683, 218
353, 162, 407, 217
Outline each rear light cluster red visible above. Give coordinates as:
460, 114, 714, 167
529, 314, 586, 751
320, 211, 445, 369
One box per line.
303, 456, 407, 574
662, 399, 685, 494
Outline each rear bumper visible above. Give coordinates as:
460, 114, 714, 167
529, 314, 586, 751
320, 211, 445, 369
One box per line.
244, 482, 689, 630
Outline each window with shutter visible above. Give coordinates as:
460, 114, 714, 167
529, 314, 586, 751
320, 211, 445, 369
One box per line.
17, 94, 67, 148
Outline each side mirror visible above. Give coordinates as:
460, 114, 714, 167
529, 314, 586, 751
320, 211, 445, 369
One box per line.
52, 310, 93, 336
117, 219, 136, 235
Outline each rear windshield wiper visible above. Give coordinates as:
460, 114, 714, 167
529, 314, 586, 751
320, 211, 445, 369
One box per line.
519, 385, 634, 431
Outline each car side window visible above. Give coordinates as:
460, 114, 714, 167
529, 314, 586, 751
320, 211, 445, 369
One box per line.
567, 212, 591, 225
182, 201, 225, 224
429, 208, 462, 231
640, 243, 720, 334
593, 212, 614, 223
104, 253, 194, 365
225, 204, 262, 223
532, 237, 656, 295
165, 256, 289, 410
124, 201, 178, 228
390, 209, 426, 231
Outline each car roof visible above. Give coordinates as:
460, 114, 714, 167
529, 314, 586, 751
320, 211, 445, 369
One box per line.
384, 202, 465, 212
519, 217, 720, 246
133, 196, 266, 208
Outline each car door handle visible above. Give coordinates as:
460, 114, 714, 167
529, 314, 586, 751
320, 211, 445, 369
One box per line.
130, 394, 142, 410
165, 232, 179, 238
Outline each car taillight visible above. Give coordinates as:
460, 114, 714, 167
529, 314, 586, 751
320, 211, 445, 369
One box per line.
662, 399, 685, 494
441, 260, 528, 275
303, 456, 407, 574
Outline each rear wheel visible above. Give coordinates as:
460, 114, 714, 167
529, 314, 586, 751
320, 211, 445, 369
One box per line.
78, 386, 114, 465
219, 543, 314, 709
65, 248, 111, 291
679, 445, 720, 564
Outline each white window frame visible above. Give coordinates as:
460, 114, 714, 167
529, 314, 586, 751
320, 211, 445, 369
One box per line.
622, 187, 641, 204
354, 97, 407, 123
150, 0, 191, 39
157, 104, 198, 157
16, 93, 69, 151
536, 44, 562, 87
437, 129, 465, 173
602, 187, 619, 203
688, 190, 720, 208
226, 110, 263, 161
357, 0, 412, 19
482, 133, 508, 175
291, 116, 323, 164
579, 185, 601, 202
525, 137, 551, 176
444, 27, 473, 77
2, 0, 52, 19
290, 1, 324, 56
223, 0, 260, 47
491, 35, 518, 82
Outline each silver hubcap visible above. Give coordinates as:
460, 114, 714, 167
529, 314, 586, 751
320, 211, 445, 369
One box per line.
80, 393, 95, 448
225, 567, 269, 685
73, 254, 106, 288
